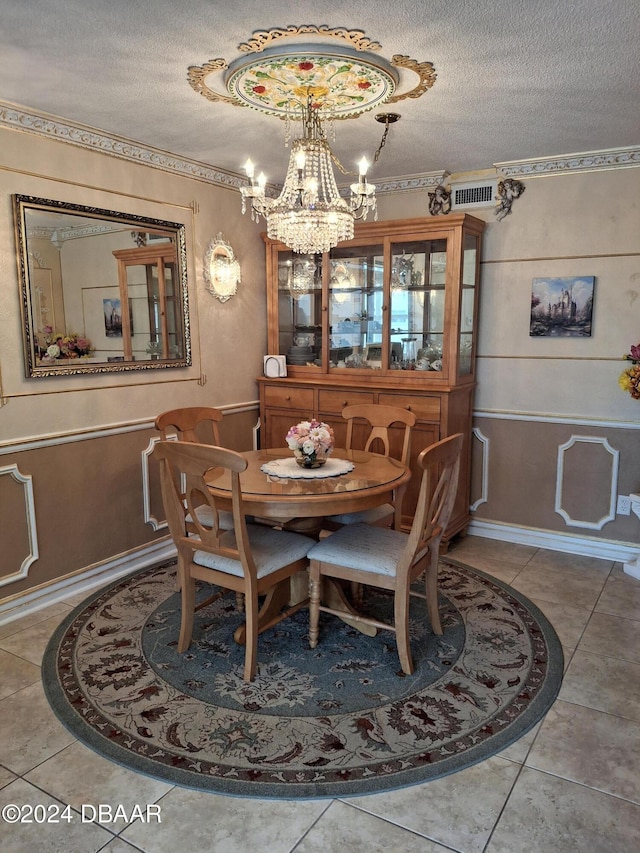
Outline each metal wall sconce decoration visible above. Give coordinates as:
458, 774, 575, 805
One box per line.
204, 233, 241, 302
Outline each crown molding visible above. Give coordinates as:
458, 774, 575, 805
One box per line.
496, 146, 640, 178
0, 102, 244, 190
1, 102, 637, 192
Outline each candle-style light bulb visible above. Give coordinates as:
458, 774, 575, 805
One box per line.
295, 150, 306, 170
257, 172, 266, 190
359, 157, 369, 178
244, 159, 255, 180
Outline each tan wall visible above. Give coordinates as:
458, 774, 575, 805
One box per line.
377, 168, 640, 550
0, 125, 264, 603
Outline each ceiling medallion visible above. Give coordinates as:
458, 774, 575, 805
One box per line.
187, 25, 436, 117
187, 27, 437, 255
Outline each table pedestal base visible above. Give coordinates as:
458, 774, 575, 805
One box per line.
233, 573, 376, 645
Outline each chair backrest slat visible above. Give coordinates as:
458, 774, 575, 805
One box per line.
399, 433, 464, 576
154, 440, 254, 573
342, 403, 416, 466
155, 406, 223, 445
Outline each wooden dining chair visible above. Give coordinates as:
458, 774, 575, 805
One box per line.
307, 433, 464, 675
324, 403, 417, 531
154, 440, 312, 682
155, 406, 224, 444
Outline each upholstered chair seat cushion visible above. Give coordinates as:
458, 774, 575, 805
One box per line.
307, 522, 409, 577
186, 504, 234, 530
194, 525, 312, 579
326, 503, 393, 527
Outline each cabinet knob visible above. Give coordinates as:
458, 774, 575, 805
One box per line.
285, 395, 291, 401
406, 405, 412, 411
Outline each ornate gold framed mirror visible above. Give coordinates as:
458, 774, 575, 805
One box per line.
13, 195, 191, 377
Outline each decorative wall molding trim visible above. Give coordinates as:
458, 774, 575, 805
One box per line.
0, 103, 243, 190
142, 434, 177, 531
555, 435, 619, 530
495, 146, 640, 178
0, 539, 176, 626
3, 101, 634, 192
468, 519, 639, 565
0, 464, 39, 587
470, 427, 489, 511
0, 401, 260, 455
474, 409, 640, 431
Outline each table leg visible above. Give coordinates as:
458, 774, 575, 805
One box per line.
233, 579, 308, 645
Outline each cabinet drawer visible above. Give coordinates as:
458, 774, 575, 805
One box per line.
264, 385, 314, 411
378, 393, 441, 422
318, 389, 375, 413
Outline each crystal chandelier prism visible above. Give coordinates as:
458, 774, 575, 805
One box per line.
241, 95, 377, 254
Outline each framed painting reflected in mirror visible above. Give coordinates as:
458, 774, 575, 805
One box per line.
13, 195, 192, 377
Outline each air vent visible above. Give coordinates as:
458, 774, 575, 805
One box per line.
450, 181, 497, 209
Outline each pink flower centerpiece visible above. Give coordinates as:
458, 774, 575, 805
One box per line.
285, 420, 334, 468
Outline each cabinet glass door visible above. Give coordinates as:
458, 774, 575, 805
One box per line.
328, 244, 384, 368
276, 252, 323, 367
459, 233, 478, 376
389, 239, 447, 372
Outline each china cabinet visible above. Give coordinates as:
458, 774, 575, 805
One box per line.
258, 214, 485, 540
113, 243, 184, 361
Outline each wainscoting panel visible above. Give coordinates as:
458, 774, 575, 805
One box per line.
471, 413, 640, 546
0, 463, 39, 586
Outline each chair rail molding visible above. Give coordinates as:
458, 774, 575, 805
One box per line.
0, 464, 39, 587
555, 435, 619, 530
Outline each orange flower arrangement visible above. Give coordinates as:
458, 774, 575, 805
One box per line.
619, 343, 640, 399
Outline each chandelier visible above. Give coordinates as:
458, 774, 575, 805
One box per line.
241, 95, 377, 254
187, 26, 437, 254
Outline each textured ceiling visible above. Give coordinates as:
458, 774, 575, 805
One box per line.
1, 0, 638, 184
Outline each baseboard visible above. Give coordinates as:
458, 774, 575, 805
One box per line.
468, 519, 640, 568
0, 540, 177, 626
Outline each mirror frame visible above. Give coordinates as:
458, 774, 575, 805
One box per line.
13, 194, 192, 377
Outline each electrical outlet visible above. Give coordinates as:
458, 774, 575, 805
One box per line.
617, 495, 631, 516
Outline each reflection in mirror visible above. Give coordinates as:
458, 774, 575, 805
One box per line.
13, 195, 191, 377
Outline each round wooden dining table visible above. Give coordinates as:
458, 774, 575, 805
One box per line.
205, 447, 412, 642
205, 447, 411, 521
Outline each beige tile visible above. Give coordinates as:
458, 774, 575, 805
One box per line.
452, 553, 523, 584
510, 560, 609, 610
526, 550, 613, 575
101, 840, 145, 853
0, 680, 76, 774
343, 756, 520, 853
0, 778, 114, 853
0, 613, 71, 666
486, 767, 640, 852
559, 650, 640, 722
295, 800, 446, 852
497, 721, 541, 764
0, 765, 17, 789
578, 611, 640, 664
0, 602, 72, 641
0, 649, 41, 700
449, 536, 537, 567
25, 740, 172, 812
527, 699, 640, 803
121, 786, 328, 853
527, 596, 591, 651
596, 568, 640, 620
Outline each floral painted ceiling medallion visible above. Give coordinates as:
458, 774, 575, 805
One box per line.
188, 25, 436, 119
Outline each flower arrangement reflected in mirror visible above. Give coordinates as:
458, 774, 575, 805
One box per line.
39, 326, 94, 362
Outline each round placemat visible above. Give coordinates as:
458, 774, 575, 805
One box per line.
260, 457, 354, 479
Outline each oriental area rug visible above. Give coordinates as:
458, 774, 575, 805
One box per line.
42, 558, 563, 799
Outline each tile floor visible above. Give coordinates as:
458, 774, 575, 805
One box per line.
1, 536, 640, 852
